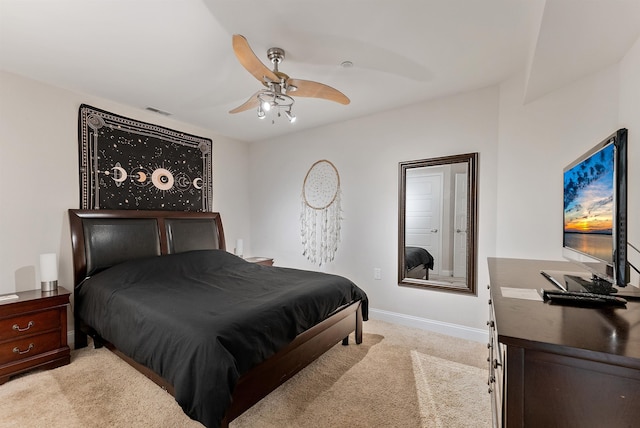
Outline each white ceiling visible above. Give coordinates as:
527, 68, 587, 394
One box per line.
1, 0, 639, 142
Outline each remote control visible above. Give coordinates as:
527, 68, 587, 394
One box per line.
541, 289, 627, 307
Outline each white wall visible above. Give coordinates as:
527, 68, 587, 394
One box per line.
0, 71, 251, 296
249, 87, 499, 339
497, 36, 639, 287
497, 65, 621, 260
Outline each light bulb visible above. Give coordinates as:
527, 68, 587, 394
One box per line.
262, 101, 271, 112
285, 111, 296, 123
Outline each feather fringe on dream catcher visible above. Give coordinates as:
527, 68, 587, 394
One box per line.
301, 160, 342, 266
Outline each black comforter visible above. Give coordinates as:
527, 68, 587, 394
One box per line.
405, 246, 434, 270
77, 250, 368, 428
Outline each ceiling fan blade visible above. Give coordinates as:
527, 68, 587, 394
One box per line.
287, 79, 350, 105
232, 34, 279, 83
229, 93, 260, 114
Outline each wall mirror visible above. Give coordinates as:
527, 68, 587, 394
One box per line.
398, 152, 478, 294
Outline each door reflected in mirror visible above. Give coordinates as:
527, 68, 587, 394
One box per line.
398, 153, 478, 294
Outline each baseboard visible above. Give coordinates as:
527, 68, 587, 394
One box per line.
368, 308, 488, 343
68, 330, 75, 350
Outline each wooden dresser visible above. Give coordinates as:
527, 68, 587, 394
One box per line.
487, 258, 640, 428
0, 287, 71, 384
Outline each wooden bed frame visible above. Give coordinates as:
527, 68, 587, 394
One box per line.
406, 265, 429, 280
68, 209, 363, 427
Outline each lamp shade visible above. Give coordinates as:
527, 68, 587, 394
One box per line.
40, 253, 58, 291
235, 239, 244, 258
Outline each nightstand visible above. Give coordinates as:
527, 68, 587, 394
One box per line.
0, 287, 71, 384
245, 257, 274, 266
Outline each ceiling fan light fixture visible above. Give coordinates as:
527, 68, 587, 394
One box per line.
231, 35, 349, 123
255, 89, 296, 124
285, 110, 296, 123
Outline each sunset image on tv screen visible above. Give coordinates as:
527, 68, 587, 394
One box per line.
563, 143, 614, 235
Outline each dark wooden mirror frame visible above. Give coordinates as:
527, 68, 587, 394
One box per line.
398, 152, 478, 295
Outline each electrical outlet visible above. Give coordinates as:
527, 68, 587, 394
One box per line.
374, 268, 382, 280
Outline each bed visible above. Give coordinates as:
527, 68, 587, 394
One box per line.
68, 209, 368, 428
405, 246, 434, 280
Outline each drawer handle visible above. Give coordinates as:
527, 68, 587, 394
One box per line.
13, 343, 34, 355
12, 321, 34, 332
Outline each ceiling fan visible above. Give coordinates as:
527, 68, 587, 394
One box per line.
229, 34, 350, 122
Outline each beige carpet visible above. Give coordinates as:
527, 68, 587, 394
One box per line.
0, 319, 490, 428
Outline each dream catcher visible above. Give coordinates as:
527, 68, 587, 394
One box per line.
301, 160, 342, 266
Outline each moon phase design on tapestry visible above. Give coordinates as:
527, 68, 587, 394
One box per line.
78, 104, 213, 211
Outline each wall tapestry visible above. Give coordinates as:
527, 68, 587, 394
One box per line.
78, 104, 212, 211
300, 159, 342, 266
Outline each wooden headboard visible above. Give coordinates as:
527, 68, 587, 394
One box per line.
68, 209, 226, 287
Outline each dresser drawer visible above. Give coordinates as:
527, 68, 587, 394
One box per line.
0, 331, 62, 365
0, 309, 61, 341
488, 290, 504, 428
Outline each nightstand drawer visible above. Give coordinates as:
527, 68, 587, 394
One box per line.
0, 331, 62, 365
0, 309, 61, 341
